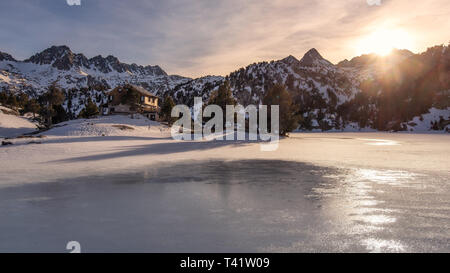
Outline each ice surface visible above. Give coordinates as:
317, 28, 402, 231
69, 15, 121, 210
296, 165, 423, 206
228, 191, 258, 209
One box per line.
0, 159, 449, 253
0, 125, 449, 252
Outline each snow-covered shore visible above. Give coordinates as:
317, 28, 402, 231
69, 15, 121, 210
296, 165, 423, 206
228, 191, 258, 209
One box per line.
0, 106, 38, 138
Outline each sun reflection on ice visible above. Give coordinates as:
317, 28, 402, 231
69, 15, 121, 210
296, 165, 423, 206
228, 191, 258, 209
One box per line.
362, 238, 406, 253
354, 168, 419, 186
359, 138, 400, 146
311, 167, 420, 252
360, 214, 396, 225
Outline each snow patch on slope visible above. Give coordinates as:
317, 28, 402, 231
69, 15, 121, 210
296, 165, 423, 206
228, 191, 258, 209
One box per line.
42, 115, 169, 137
0, 105, 38, 138
404, 107, 450, 132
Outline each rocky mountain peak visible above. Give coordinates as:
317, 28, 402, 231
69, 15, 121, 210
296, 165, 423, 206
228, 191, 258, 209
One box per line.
0, 51, 16, 62
25, 45, 72, 61
280, 55, 300, 66
17, 45, 168, 76
105, 55, 120, 63
299, 48, 333, 67
89, 55, 111, 73
304, 48, 321, 58
143, 65, 167, 76
24, 45, 78, 70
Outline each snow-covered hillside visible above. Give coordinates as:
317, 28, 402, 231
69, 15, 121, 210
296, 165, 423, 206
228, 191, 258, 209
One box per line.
41, 114, 167, 138
0, 105, 38, 138
338, 49, 415, 81
168, 49, 368, 131
228, 49, 359, 106
0, 46, 190, 97
169, 75, 224, 106
402, 107, 450, 132
170, 49, 359, 107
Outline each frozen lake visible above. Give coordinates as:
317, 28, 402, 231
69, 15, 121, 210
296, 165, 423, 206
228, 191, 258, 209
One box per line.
0, 132, 449, 252
1, 158, 449, 252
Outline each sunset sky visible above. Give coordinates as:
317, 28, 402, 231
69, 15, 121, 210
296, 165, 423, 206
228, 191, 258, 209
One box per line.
0, 0, 449, 77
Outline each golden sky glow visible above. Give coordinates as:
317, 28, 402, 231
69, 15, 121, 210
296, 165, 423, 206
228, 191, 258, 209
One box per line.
355, 27, 415, 56
0, 0, 449, 77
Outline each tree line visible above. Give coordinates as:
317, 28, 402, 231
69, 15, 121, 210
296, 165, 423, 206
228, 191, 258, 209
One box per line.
159, 81, 299, 136
0, 85, 100, 128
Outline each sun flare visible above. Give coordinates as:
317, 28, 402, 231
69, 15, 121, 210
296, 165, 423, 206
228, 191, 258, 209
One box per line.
356, 28, 414, 56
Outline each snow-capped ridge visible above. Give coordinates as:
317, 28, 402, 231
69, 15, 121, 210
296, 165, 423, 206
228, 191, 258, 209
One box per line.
3, 45, 168, 76
0, 45, 184, 104
0, 51, 17, 62
280, 55, 300, 66
25, 45, 75, 69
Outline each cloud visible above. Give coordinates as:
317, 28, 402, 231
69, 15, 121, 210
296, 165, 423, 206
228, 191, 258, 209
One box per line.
1, 0, 450, 78
367, 0, 382, 6
66, 0, 81, 6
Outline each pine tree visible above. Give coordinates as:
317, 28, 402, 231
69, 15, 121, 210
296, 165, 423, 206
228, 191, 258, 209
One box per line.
160, 95, 176, 125
39, 85, 65, 127
0, 92, 7, 105
17, 93, 29, 108
121, 85, 141, 113
52, 104, 68, 124
6, 94, 18, 108
262, 84, 299, 136
79, 98, 99, 119
207, 81, 237, 127
24, 99, 40, 119
208, 80, 236, 110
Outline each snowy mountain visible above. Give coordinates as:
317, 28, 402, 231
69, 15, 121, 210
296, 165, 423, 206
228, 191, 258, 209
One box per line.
338, 49, 414, 69
338, 45, 450, 132
171, 49, 358, 105
0, 51, 16, 62
169, 75, 225, 106
169, 48, 362, 130
1, 44, 449, 132
337, 49, 415, 81
0, 45, 190, 97
298, 48, 335, 67
24, 45, 167, 75
166, 46, 449, 132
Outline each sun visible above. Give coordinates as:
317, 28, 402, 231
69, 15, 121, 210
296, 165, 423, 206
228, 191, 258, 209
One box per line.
356, 28, 414, 56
